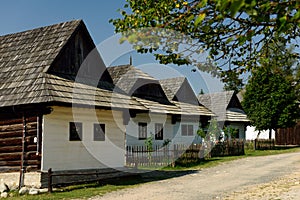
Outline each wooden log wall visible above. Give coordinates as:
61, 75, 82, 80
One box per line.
0, 116, 41, 172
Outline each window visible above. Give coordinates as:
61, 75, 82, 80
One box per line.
155, 123, 163, 140
94, 123, 105, 141
181, 124, 194, 136
69, 122, 82, 141
138, 123, 147, 140
233, 128, 240, 139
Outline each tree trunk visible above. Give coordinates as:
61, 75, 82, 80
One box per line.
256, 130, 261, 139
269, 129, 272, 140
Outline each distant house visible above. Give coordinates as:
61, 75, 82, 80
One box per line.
0, 20, 149, 187
108, 65, 214, 146
198, 91, 249, 140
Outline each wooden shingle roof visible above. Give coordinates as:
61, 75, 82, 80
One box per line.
198, 91, 249, 122
0, 20, 145, 110
108, 65, 172, 104
0, 20, 83, 107
108, 65, 214, 116
159, 77, 186, 101
107, 65, 156, 94
44, 74, 144, 109
160, 77, 200, 105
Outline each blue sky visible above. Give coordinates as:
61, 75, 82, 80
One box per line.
0, 0, 123, 43
0, 0, 223, 93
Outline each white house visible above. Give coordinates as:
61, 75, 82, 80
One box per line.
0, 20, 149, 187
107, 66, 214, 147
198, 91, 250, 140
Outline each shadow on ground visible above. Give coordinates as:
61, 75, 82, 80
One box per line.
54, 169, 199, 192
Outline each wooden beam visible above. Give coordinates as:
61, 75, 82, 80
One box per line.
19, 115, 26, 189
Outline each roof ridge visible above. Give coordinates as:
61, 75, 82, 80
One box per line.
0, 19, 82, 38
160, 76, 186, 81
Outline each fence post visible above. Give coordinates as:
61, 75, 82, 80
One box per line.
48, 168, 53, 193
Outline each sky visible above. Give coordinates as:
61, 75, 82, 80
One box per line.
0, 0, 223, 94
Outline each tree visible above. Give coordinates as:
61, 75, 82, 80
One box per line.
111, 0, 300, 78
221, 69, 244, 93
296, 66, 300, 99
242, 44, 299, 139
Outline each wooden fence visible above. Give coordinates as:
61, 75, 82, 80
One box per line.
276, 122, 300, 145
211, 140, 244, 157
126, 140, 244, 167
254, 139, 275, 150
46, 168, 130, 192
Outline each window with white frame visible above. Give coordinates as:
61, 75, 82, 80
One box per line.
69, 122, 82, 141
94, 123, 105, 141
181, 124, 194, 136
155, 123, 163, 140
138, 122, 147, 140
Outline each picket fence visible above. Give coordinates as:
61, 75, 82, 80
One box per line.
126, 140, 244, 167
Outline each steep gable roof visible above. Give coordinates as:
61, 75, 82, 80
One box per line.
160, 77, 200, 105
198, 91, 248, 122
0, 20, 83, 107
0, 20, 145, 110
108, 65, 214, 116
107, 65, 156, 93
107, 65, 171, 104
159, 77, 185, 101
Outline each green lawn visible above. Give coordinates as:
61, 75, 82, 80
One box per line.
7, 146, 300, 200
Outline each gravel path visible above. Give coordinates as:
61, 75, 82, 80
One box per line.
89, 152, 300, 200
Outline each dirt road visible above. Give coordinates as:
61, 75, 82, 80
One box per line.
91, 152, 300, 200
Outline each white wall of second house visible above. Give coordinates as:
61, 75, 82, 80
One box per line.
126, 113, 173, 146
126, 113, 201, 146
172, 120, 201, 145
42, 106, 126, 172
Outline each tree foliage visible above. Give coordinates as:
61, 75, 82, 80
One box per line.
221, 69, 244, 92
111, 0, 300, 77
242, 44, 299, 134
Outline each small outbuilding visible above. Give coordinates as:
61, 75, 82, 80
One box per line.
198, 91, 249, 140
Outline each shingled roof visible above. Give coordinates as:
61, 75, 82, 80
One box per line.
107, 65, 173, 104
198, 91, 249, 122
160, 77, 200, 105
159, 77, 185, 100
108, 65, 214, 116
0, 20, 145, 110
107, 65, 156, 94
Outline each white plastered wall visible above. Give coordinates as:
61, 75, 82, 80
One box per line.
41, 106, 125, 171
126, 113, 173, 146
126, 113, 201, 146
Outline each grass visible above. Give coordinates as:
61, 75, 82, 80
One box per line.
8, 180, 139, 200
165, 145, 300, 171
6, 146, 300, 200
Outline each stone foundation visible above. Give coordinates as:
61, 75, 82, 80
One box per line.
0, 172, 41, 189
0, 168, 136, 189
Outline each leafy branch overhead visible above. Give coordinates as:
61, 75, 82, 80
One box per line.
111, 0, 300, 75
